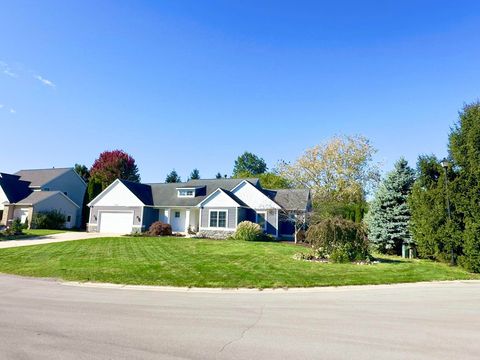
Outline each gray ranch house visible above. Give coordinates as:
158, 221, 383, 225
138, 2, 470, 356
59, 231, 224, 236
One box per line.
0, 168, 87, 228
87, 178, 311, 239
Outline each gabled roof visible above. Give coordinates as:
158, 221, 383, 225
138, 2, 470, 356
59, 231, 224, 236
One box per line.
148, 178, 259, 207
197, 188, 248, 208
0, 173, 32, 203
119, 179, 154, 206
15, 168, 72, 187
14, 190, 80, 208
264, 188, 311, 211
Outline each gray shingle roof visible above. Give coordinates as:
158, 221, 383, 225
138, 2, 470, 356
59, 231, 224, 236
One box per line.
14, 191, 66, 206
0, 173, 32, 203
147, 178, 259, 207
15, 168, 72, 187
265, 189, 311, 211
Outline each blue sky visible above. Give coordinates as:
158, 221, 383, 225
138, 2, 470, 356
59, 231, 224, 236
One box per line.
1, 1, 479, 182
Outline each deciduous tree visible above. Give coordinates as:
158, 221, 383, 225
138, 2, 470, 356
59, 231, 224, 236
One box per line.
278, 135, 380, 207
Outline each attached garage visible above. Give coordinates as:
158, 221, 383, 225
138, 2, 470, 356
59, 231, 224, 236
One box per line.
99, 212, 134, 234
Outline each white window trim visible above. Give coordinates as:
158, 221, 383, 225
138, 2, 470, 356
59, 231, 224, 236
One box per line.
178, 189, 195, 198
256, 211, 267, 231
207, 209, 228, 229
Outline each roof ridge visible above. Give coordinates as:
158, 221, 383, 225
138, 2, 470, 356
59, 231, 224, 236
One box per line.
16, 167, 72, 171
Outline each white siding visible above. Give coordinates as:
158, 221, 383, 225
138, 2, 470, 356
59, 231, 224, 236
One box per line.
0, 186, 8, 210
92, 181, 144, 207
201, 190, 240, 208
232, 181, 281, 210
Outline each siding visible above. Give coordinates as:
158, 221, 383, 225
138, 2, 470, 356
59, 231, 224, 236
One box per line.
266, 209, 278, 236
34, 193, 79, 228
44, 170, 87, 208
200, 207, 236, 229
142, 207, 159, 231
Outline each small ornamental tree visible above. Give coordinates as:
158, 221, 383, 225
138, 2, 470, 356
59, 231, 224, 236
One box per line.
90, 150, 140, 189
233, 152, 267, 176
165, 169, 181, 183
365, 158, 415, 255
305, 217, 370, 263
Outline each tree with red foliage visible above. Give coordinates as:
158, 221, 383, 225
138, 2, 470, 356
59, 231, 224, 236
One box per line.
89, 150, 140, 189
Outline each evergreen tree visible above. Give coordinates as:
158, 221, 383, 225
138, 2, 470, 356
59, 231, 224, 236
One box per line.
189, 168, 200, 180
215, 172, 223, 179
365, 158, 415, 254
408, 155, 460, 262
165, 169, 181, 183
449, 102, 480, 271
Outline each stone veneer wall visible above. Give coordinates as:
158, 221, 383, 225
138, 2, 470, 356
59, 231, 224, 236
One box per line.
197, 229, 235, 240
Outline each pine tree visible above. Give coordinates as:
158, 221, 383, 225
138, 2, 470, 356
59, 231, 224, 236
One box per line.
189, 169, 200, 180
365, 158, 415, 254
165, 169, 181, 183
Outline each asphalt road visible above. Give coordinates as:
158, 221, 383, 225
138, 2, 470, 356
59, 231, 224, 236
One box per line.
0, 275, 479, 360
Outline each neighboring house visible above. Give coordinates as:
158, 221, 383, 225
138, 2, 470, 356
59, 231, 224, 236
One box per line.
87, 178, 311, 238
0, 168, 87, 228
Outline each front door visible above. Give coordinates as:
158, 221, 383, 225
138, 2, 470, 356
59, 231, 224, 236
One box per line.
171, 210, 185, 232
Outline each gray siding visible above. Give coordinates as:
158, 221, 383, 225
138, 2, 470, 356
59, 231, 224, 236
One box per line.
34, 193, 79, 228
44, 170, 87, 208
200, 207, 237, 229
266, 209, 278, 236
88, 206, 143, 232
142, 207, 159, 231
237, 208, 248, 224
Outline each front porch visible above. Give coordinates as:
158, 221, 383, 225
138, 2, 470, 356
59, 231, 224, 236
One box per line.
157, 207, 200, 234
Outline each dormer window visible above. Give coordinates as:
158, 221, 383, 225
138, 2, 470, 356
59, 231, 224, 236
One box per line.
178, 189, 195, 197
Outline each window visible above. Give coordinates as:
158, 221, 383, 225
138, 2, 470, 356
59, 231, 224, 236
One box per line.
209, 210, 227, 228
178, 189, 195, 197
66, 215, 71, 222
256, 212, 267, 231
175, 211, 181, 218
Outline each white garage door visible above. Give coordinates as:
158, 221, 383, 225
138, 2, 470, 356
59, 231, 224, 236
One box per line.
99, 212, 134, 234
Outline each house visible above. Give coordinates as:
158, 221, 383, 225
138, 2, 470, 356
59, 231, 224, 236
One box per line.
87, 178, 312, 238
0, 168, 87, 228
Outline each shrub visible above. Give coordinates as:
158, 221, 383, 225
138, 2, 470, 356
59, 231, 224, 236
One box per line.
231, 221, 263, 241
5, 218, 25, 236
148, 221, 172, 236
31, 210, 66, 230
305, 217, 370, 263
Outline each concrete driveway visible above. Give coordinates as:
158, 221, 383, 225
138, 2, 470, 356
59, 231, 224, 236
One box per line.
0, 231, 119, 249
0, 274, 479, 360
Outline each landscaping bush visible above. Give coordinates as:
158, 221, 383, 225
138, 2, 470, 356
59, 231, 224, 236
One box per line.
31, 210, 66, 230
231, 221, 263, 241
305, 217, 370, 263
4, 218, 25, 236
148, 221, 172, 236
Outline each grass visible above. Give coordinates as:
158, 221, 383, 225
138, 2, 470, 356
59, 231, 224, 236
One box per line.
0, 229, 66, 241
0, 236, 478, 288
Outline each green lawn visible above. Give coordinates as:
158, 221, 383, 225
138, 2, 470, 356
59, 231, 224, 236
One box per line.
0, 229, 66, 241
0, 236, 477, 288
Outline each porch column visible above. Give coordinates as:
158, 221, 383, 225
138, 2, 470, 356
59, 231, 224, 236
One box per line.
185, 209, 191, 232
166, 209, 172, 224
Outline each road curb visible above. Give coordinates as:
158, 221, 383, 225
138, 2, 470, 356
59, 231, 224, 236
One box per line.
59, 279, 480, 294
